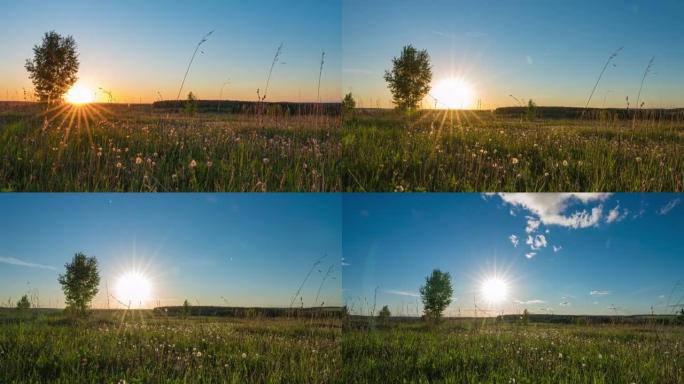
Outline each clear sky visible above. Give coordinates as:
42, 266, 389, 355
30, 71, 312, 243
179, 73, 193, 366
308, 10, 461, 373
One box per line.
0, 194, 341, 309
0, 0, 341, 103
343, 0, 684, 109
343, 193, 683, 317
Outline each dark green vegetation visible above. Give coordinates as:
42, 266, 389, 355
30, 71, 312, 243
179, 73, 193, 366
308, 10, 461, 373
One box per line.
343, 317, 684, 383
25, 31, 79, 103
0, 102, 340, 192
342, 109, 684, 192
0, 308, 340, 383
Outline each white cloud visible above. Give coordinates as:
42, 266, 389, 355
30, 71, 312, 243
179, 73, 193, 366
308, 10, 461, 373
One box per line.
0, 257, 56, 271
515, 299, 546, 304
590, 290, 611, 296
383, 289, 420, 298
497, 193, 610, 231
525, 252, 536, 259
509, 235, 519, 247
526, 234, 547, 250
552, 245, 562, 253
658, 198, 681, 215
606, 205, 628, 223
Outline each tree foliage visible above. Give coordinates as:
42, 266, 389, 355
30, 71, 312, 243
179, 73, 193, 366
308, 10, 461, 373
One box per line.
342, 92, 356, 112
420, 269, 453, 321
16, 295, 30, 310
25, 31, 79, 104
182, 299, 191, 318
58, 252, 100, 317
384, 45, 432, 112
185, 92, 198, 116
378, 305, 391, 319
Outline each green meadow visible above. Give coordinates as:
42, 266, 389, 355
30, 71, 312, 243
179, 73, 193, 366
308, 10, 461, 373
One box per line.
342, 109, 684, 192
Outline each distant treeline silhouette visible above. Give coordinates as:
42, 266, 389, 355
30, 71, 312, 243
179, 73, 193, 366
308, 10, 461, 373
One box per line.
154, 305, 343, 318
495, 106, 684, 120
153, 100, 341, 116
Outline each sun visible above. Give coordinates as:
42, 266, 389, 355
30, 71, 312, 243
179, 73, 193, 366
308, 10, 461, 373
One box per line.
431, 77, 474, 109
65, 83, 95, 105
115, 271, 152, 308
480, 276, 509, 304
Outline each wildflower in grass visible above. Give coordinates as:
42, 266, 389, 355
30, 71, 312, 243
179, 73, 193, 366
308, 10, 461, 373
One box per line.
189, 159, 197, 168
262, 157, 270, 165
241, 352, 247, 359
511, 157, 519, 165
206, 161, 213, 168
636, 157, 642, 162
135, 156, 143, 165
395, 185, 404, 192
562, 160, 569, 167
116, 162, 122, 169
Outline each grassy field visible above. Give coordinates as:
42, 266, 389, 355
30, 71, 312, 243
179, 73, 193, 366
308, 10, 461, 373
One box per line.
343, 318, 684, 383
0, 309, 340, 383
0, 103, 341, 191
342, 110, 684, 192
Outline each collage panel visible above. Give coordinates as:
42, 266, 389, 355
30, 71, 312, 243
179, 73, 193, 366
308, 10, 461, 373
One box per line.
0, 193, 342, 383
342, 193, 684, 383
342, 0, 683, 192
1, 0, 341, 192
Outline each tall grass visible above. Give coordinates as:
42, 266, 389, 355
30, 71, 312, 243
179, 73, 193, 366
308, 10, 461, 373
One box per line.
342, 109, 683, 192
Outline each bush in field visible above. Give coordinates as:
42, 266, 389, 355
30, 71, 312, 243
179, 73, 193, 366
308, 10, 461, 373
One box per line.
384, 45, 432, 112
419, 269, 453, 322
58, 252, 100, 317
342, 92, 356, 113
25, 31, 79, 104
184, 92, 197, 116
16, 295, 30, 310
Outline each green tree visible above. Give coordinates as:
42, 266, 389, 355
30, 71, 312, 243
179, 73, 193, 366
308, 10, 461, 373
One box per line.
378, 305, 391, 321
521, 308, 530, 325
16, 295, 30, 310
526, 99, 537, 120
25, 31, 80, 104
419, 269, 453, 322
58, 252, 100, 317
342, 92, 356, 113
182, 299, 191, 318
384, 45, 432, 112
184, 92, 198, 116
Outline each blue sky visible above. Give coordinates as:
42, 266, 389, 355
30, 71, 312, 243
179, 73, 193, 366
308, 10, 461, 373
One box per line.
0, 194, 341, 309
343, 0, 684, 109
343, 193, 683, 316
0, 0, 341, 102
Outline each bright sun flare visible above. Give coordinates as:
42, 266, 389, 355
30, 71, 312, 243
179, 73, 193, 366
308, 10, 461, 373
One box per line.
65, 84, 95, 105
481, 276, 509, 304
115, 271, 152, 308
432, 77, 474, 109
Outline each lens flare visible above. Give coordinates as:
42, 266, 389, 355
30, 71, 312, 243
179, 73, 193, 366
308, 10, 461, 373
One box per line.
480, 276, 509, 304
432, 77, 474, 109
65, 84, 95, 105
115, 271, 152, 308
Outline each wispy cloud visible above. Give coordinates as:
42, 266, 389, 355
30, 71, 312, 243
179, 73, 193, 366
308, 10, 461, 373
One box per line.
526, 234, 547, 250
509, 234, 519, 247
590, 290, 611, 296
525, 252, 536, 259
0, 257, 57, 271
552, 245, 562, 253
383, 289, 420, 298
606, 205, 628, 223
515, 299, 546, 304
658, 198, 680, 215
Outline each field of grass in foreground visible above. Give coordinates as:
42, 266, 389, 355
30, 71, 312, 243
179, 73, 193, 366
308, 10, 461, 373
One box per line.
342, 110, 683, 192
343, 318, 684, 383
0, 103, 341, 191
0, 309, 340, 383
